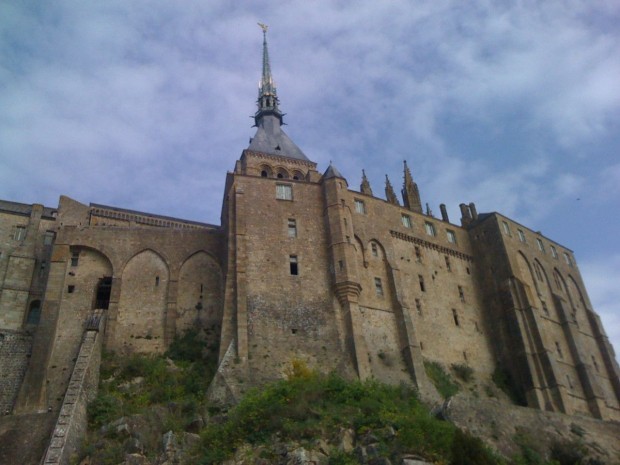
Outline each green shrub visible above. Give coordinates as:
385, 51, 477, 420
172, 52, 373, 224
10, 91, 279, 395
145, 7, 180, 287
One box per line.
424, 360, 459, 398
451, 363, 474, 382
450, 428, 499, 465
549, 440, 586, 465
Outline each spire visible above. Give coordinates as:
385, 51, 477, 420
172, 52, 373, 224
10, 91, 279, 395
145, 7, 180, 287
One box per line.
247, 25, 309, 161
255, 23, 283, 126
324, 162, 344, 180
385, 175, 399, 205
402, 160, 423, 213
360, 170, 373, 196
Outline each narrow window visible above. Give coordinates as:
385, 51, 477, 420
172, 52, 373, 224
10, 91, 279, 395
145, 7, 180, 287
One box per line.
518, 229, 526, 243
289, 255, 298, 275
424, 222, 436, 237
415, 246, 421, 262
591, 356, 599, 372
401, 214, 412, 228
534, 263, 543, 281
338, 260, 344, 271
420, 341, 424, 351
43, 231, 55, 246
418, 275, 425, 292
374, 277, 384, 297
343, 218, 347, 228
541, 301, 549, 315
288, 218, 297, 238
466, 267, 471, 275
447, 230, 456, 244
555, 341, 563, 359
536, 238, 545, 253
550, 246, 558, 258
445, 256, 451, 272
452, 309, 460, 326
458, 285, 465, 302
155, 276, 160, 286
68, 285, 75, 294
14, 226, 26, 241
354, 199, 366, 214
415, 298, 422, 315
502, 221, 511, 236
566, 375, 573, 389
554, 272, 562, 290
563, 253, 572, 267
371, 243, 378, 257
39, 260, 47, 276
276, 184, 293, 200
71, 250, 80, 267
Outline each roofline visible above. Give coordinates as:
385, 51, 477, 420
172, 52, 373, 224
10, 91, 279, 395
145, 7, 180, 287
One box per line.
89, 203, 219, 229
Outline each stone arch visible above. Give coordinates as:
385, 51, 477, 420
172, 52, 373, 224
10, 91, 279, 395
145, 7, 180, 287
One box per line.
259, 164, 273, 178
515, 252, 537, 302
66, 245, 114, 313
116, 249, 169, 353
292, 170, 304, 181
553, 268, 568, 294
176, 251, 223, 334
567, 275, 589, 328
275, 167, 290, 179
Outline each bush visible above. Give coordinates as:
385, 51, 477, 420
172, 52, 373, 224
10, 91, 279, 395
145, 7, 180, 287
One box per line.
424, 360, 459, 398
451, 363, 474, 382
450, 428, 499, 465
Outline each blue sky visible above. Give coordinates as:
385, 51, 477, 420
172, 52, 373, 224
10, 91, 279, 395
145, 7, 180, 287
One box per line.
1, 1, 619, 355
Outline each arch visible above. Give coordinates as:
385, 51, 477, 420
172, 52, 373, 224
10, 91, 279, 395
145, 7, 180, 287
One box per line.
553, 268, 567, 294
176, 251, 224, 334
116, 249, 169, 353
259, 164, 273, 178
121, 248, 170, 275
515, 252, 537, 301
368, 239, 387, 260
567, 275, 590, 328
292, 170, 304, 181
26, 300, 41, 325
275, 167, 290, 179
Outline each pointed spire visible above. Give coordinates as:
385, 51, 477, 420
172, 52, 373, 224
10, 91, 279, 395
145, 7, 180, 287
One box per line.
255, 23, 283, 126
385, 175, 399, 205
360, 170, 373, 196
324, 162, 344, 180
401, 160, 423, 213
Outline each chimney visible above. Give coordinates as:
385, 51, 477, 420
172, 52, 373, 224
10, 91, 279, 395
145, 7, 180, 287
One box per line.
440, 204, 449, 223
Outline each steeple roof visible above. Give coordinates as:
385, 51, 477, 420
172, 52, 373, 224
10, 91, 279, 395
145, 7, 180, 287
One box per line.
248, 24, 309, 162
323, 162, 344, 179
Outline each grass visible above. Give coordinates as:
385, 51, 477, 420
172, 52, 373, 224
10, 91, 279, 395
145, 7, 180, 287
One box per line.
424, 360, 460, 398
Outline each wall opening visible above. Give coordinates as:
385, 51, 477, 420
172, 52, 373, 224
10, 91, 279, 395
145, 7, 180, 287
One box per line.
95, 277, 112, 310
26, 300, 42, 325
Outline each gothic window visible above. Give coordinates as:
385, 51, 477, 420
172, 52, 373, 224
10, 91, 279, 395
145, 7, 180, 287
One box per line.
592, 356, 599, 372
374, 277, 384, 297
536, 238, 545, 253
288, 218, 297, 238
550, 246, 558, 258
292, 170, 304, 180
261, 170, 268, 177
276, 184, 293, 200
401, 214, 412, 228
424, 222, 436, 237
289, 255, 298, 275
563, 253, 572, 267
354, 199, 366, 214
502, 221, 511, 236
555, 341, 563, 359
534, 262, 543, 281
518, 229, 526, 243
447, 230, 457, 244
541, 301, 549, 315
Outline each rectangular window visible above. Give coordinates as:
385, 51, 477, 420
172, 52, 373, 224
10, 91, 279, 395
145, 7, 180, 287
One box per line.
287, 219, 297, 238
354, 199, 366, 214
13, 226, 26, 241
415, 246, 422, 262
555, 341, 563, 359
563, 253, 572, 267
550, 246, 558, 258
401, 214, 412, 228
419, 275, 425, 292
415, 298, 422, 315
452, 309, 460, 326
517, 229, 526, 243
67, 285, 75, 294
536, 238, 545, 253
289, 255, 298, 275
502, 221, 511, 236
43, 231, 55, 246
446, 230, 456, 244
458, 285, 465, 302
371, 242, 378, 257
374, 277, 384, 297
541, 301, 549, 315
424, 222, 436, 237
276, 184, 293, 200
71, 251, 80, 267
445, 256, 451, 272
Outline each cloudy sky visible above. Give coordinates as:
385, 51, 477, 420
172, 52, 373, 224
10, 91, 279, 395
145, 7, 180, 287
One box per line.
1, 1, 619, 355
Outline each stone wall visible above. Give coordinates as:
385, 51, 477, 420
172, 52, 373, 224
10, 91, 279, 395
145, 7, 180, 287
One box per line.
0, 330, 32, 413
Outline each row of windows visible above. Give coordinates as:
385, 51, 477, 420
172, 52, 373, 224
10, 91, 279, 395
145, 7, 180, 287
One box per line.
10, 227, 55, 245
502, 220, 572, 266
260, 165, 304, 180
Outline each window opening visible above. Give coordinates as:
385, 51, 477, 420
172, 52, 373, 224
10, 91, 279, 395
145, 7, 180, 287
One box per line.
566, 375, 573, 389
418, 275, 425, 292
541, 301, 549, 315
71, 250, 80, 267
555, 341, 563, 359
401, 214, 412, 228
563, 253, 572, 267
424, 222, 436, 236
518, 229, 526, 243
68, 285, 75, 294
463, 351, 468, 361
447, 230, 456, 244
537, 238, 545, 253
374, 277, 384, 297
452, 309, 460, 326
458, 285, 465, 302
592, 356, 599, 372
261, 170, 268, 177
43, 231, 55, 246
502, 221, 511, 235
420, 341, 424, 350
13, 226, 26, 241
534, 263, 543, 281
338, 260, 344, 271
415, 246, 421, 262
371, 243, 378, 257
289, 255, 298, 275
288, 219, 297, 238
276, 184, 293, 200
445, 256, 451, 271
354, 199, 366, 214
277, 173, 283, 178
551, 246, 558, 258
95, 277, 112, 309
155, 276, 160, 286
415, 298, 422, 315
466, 267, 471, 275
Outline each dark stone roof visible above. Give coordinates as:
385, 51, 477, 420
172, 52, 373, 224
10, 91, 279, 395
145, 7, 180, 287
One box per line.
323, 163, 344, 179
248, 115, 309, 161
0, 199, 57, 219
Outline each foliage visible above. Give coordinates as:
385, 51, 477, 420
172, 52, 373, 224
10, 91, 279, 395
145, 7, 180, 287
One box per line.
424, 360, 459, 398
451, 363, 474, 382
549, 440, 587, 465
450, 428, 499, 465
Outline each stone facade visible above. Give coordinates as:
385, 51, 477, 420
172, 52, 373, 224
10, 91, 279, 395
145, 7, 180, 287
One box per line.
0, 30, 620, 465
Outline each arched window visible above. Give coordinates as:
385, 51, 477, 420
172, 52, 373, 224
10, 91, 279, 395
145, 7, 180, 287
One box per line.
26, 300, 41, 325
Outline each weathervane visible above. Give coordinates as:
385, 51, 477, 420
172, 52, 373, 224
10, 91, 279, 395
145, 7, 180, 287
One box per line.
258, 22, 268, 33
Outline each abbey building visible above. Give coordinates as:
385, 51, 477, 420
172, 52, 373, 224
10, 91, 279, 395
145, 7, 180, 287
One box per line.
1, 28, 619, 430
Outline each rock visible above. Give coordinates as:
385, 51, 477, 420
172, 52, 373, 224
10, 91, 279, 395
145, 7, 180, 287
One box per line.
287, 446, 327, 465
368, 458, 392, 465
123, 437, 144, 454
360, 432, 379, 445
186, 414, 205, 433
123, 453, 151, 465
338, 428, 355, 452
162, 430, 177, 456
401, 460, 433, 465
366, 443, 381, 457
354, 445, 368, 463
315, 438, 330, 455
